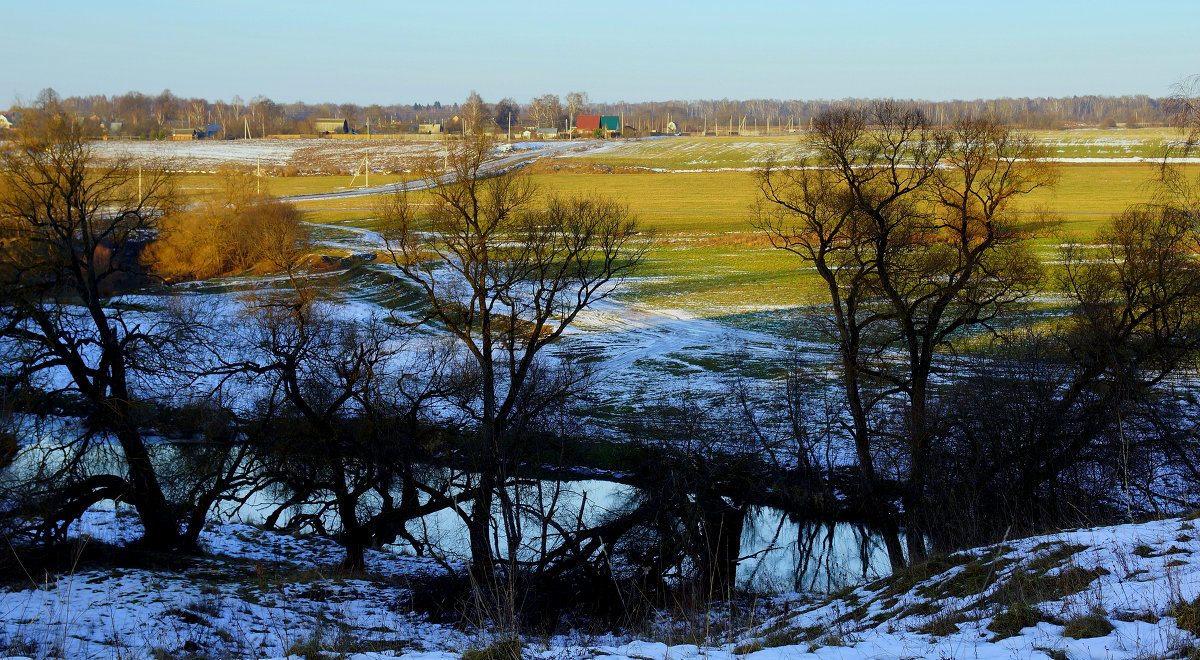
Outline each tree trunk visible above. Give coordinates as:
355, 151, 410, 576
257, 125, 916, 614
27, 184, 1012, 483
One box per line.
468, 411, 498, 576
702, 504, 746, 595
905, 378, 931, 564
879, 518, 907, 572
115, 423, 185, 552
468, 472, 495, 576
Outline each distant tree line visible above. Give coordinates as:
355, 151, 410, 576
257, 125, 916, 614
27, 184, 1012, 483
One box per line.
10, 87, 1170, 139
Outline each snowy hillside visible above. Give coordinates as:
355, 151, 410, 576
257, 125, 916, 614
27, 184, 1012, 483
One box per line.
2, 507, 1200, 659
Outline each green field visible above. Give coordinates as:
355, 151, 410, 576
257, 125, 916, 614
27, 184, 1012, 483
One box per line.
176, 172, 413, 199
337, 166, 1197, 313
172, 135, 1198, 316
1028, 127, 1180, 159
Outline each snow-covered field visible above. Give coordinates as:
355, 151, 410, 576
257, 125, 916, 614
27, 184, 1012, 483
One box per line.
88, 139, 575, 173
292, 220, 818, 430
557, 132, 1200, 169
555, 137, 811, 170
4, 505, 1200, 659
85, 132, 1200, 182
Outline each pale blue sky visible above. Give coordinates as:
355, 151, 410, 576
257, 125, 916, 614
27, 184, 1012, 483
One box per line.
5, 0, 1197, 105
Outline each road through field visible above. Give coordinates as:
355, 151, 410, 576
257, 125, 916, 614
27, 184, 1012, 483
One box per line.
279, 140, 598, 202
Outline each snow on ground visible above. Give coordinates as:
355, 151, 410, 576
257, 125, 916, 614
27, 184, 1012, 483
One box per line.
87, 135, 1200, 187
562, 297, 830, 417
555, 137, 809, 169
555, 134, 1200, 170
93, 139, 303, 167
0, 505, 465, 660
90, 138, 444, 172
267, 218, 822, 428
4, 505, 1200, 659
89, 139, 587, 174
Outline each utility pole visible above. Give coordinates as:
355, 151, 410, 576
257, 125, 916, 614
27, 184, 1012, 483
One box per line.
256, 157, 262, 195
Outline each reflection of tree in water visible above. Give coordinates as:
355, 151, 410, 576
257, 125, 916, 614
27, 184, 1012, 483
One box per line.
740, 509, 891, 593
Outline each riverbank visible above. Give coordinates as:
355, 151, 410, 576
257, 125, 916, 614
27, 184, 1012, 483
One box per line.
2, 504, 1198, 659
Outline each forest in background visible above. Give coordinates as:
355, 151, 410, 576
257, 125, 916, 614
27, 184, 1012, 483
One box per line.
7, 87, 1170, 139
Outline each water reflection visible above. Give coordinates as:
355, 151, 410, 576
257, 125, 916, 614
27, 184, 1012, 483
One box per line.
9, 432, 894, 593
738, 507, 892, 593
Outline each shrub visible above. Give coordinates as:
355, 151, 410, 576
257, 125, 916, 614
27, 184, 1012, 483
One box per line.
462, 637, 521, 660
914, 611, 971, 636
1171, 597, 1200, 636
1062, 609, 1114, 639
988, 602, 1050, 639
148, 198, 308, 280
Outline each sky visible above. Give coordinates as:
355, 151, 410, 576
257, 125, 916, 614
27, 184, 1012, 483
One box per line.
5, 0, 1199, 106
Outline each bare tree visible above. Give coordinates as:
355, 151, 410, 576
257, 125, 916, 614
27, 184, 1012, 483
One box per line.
493, 98, 520, 135
0, 108, 201, 551
229, 282, 460, 570
930, 201, 1200, 546
380, 133, 643, 574
566, 91, 589, 136
1160, 76, 1200, 232
1166, 75, 1200, 153
250, 95, 277, 138
527, 94, 563, 130
754, 105, 1056, 565
462, 90, 490, 135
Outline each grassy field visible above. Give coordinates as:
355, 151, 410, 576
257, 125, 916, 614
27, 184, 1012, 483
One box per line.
529, 163, 1183, 233
550, 128, 1184, 169
169, 139, 1198, 316
217, 162, 1181, 236
527, 162, 1195, 311
175, 172, 413, 200
1024, 162, 1183, 236
1028, 127, 1179, 159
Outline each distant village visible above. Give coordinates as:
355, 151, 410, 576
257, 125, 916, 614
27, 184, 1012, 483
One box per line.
0, 111, 663, 141
142, 114, 647, 141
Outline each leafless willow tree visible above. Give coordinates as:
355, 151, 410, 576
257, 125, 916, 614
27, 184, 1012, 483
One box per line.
380, 133, 643, 575
754, 104, 1057, 566
0, 108, 206, 551
1161, 76, 1200, 230
225, 278, 463, 570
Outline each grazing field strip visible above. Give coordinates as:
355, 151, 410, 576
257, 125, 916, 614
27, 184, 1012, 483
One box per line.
167, 153, 1200, 317
555, 129, 1189, 168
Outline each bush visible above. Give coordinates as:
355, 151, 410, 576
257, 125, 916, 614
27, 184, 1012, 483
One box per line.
988, 602, 1050, 639
462, 637, 521, 660
1062, 609, 1114, 639
148, 198, 307, 280
1171, 597, 1200, 636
